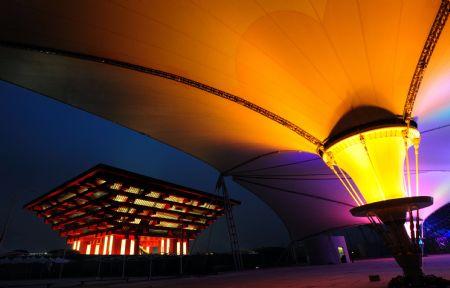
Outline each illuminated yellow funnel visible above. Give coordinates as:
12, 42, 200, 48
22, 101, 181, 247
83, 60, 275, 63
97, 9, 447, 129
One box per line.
322, 126, 420, 204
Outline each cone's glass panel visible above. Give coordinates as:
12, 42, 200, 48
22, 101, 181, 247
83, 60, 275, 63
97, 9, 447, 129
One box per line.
323, 126, 420, 204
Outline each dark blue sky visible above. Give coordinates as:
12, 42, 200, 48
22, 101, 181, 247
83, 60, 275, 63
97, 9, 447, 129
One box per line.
0, 80, 289, 253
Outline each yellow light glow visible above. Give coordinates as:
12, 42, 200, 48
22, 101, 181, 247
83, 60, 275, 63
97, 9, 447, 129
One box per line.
124, 186, 140, 194
129, 239, 135, 255
145, 191, 160, 198
94, 244, 100, 255
120, 239, 127, 255
183, 241, 187, 255
165, 195, 185, 203
155, 211, 178, 220
113, 195, 128, 202
108, 235, 114, 255
166, 238, 170, 254
159, 221, 179, 228
161, 239, 165, 254
103, 236, 109, 255
323, 126, 420, 204
110, 183, 122, 190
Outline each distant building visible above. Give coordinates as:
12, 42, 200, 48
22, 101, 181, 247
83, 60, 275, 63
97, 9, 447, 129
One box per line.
297, 235, 350, 265
424, 203, 450, 254
25, 164, 239, 256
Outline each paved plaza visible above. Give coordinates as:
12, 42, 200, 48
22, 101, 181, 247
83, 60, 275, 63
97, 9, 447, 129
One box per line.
132, 254, 450, 288
2, 254, 448, 288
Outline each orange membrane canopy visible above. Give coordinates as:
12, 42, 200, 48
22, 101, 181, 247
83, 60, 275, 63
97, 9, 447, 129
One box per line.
322, 126, 420, 204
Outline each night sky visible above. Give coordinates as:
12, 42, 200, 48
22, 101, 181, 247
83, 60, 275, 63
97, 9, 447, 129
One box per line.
0, 80, 289, 254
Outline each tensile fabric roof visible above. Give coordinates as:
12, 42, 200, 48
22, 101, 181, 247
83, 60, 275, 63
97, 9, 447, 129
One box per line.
1, 0, 449, 240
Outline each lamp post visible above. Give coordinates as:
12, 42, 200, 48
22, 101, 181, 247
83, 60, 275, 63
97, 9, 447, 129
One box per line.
350, 196, 431, 284
321, 120, 449, 286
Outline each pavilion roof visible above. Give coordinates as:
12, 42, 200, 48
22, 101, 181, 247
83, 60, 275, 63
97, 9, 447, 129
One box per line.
25, 164, 239, 240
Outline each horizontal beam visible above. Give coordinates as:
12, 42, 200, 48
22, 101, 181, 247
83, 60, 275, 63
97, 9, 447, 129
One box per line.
0, 41, 322, 147
57, 210, 208, 235
63, 220, 200, 239
105, 187, 222, 215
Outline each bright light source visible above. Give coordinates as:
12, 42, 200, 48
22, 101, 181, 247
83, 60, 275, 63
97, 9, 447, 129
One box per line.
103, 236, 109, 255
323, 126, 420, 204
161, 239, 165, 254
176, 241, 181, 255
166, 238, 170, 254
109, 235, 114, 255
120, 239, 127, 255
130, 239, 135, 255
182, 241, 187, 255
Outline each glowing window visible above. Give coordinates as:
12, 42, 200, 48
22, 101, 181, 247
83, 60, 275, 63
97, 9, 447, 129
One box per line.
134, 199, 154, 207
130, 218, 141, 224
75, 198, 88, 205
110, 183, 122, 190
337, 246, 345, 258
160, 239, 165, 254
190, 209, 204, 215
159, 221, 179, 228
155, 211, 178, 220
196, 218, 207, 224
145, 191, 160, 198
108, 235, 114, 255
124, 186, 140, 194
69, 212, 85, 219
103, 236, 109, 255
113, 195, 128, 202
169, 206, 186, 213
183, 241, 187, 255
129, 239, 135, 255
154, 202, 166, 209
116, 207, 129, 213
120, 239, 127, 255
185, 200, 199, 206
92, 191, 107, 199
58, 193, 75, 202
176, 241, 181, 255
94, 244, 100, 255
165, 195, 185, 203
200, 203, 217, 210
78, 187, 88, 193
185, 225, 197, 230
166, 238, 170, 254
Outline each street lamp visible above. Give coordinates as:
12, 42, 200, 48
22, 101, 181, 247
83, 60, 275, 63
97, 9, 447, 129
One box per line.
321, 120, 448, 286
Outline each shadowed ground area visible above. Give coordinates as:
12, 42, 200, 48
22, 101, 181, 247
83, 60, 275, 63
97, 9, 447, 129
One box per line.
1, 254, 448, 288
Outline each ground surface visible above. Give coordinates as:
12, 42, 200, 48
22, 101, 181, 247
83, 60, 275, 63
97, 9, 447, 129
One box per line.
1, 254, 449, 288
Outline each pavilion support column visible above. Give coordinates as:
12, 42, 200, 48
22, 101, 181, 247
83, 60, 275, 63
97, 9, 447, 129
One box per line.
377, 210, 423, 282
134, 235, 140, 255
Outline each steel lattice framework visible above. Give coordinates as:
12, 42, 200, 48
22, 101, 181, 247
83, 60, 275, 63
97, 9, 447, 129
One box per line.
403, 0, 450, 120
0, 41, 323, 148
